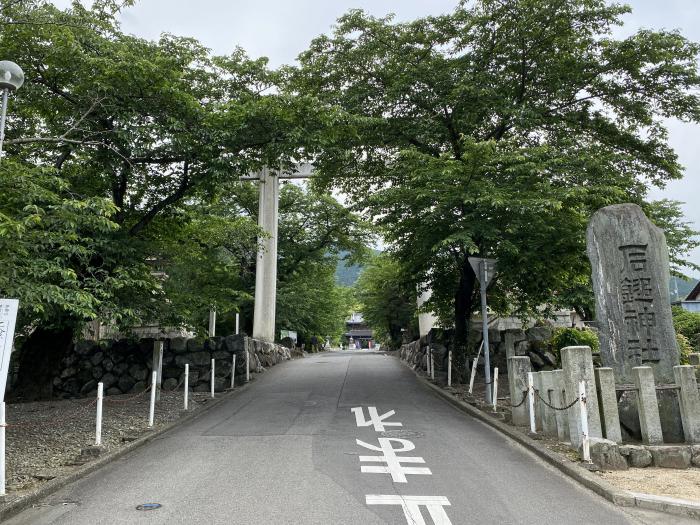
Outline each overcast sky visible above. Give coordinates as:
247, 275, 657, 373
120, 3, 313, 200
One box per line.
52, 0, 700, 276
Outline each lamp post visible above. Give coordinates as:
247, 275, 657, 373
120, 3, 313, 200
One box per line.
0, 60, 24, 164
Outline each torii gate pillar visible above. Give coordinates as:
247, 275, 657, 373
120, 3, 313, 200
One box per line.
252, 167, 279, 342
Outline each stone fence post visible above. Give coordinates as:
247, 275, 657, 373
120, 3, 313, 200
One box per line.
507, 356, 531, 427
561, 346, 602, 448
594, 368, 622, 443
632, 366, 663, 445
673, 365, 700, 444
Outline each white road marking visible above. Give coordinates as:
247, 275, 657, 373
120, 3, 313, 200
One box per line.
351, 407, 403, 432
366, 495, 452, 525
356, 438, 431, 482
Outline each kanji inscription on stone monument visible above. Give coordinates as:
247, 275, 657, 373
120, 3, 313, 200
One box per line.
618, 244, 660, 363
586, 204, 679, 384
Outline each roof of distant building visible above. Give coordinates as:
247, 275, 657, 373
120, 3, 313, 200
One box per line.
347, 312, 364, 324
687, 281, 700, 301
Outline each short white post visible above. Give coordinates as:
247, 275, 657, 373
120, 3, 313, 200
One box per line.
211, 359, 215, 399
235, 313, 240, 335
579, 380, 591, 462
148, 371, 157, 427
430, 348, 435, 380
95, 382, 104, 446
0, 402, 5, 496
468, 358, 478, 395
230, 354, 237, 389
447, 351, 452, 387
528, 372, 536, 433
245, 340, 250, 382
152, 341, 164, 402
492, 368, 499, 412
208, 309, 216, 337
183, 364, 189, 410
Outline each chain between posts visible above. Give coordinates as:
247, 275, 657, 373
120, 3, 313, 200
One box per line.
4, 397, 98, 429
502, 389, 530, 408
534, 388, 580, 411
5, 373, 191, 429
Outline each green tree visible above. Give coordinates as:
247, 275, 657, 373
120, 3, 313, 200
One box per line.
0, 1, 335, 396
294, 0, 700, 367
356, 254, 418, 350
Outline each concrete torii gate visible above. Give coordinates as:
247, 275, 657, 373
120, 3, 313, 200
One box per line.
240, 164, 313, 342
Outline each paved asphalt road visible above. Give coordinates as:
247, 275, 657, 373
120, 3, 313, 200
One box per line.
6, 351, 695, 524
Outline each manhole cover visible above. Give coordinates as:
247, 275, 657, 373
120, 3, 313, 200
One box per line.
380, 430, 424, 439
136, 503, 162, 511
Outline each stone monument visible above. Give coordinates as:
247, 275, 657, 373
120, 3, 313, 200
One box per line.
587, 204, 679, 384
587, 204, 682, 441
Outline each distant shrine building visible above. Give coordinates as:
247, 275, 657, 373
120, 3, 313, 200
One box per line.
345, 313, 374, 349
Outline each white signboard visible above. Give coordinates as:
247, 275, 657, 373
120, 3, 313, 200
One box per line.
0, 299, 18, 404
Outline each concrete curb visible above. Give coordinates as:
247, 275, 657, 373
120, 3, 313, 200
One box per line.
402, 360, 700, 521
0, 377, 257, 522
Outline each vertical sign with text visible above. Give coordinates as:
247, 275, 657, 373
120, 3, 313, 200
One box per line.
0, 299, 18, 404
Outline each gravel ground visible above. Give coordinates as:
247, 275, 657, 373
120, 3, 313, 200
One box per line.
427, 371, 700, 502
599, 468, 700, 501
2, 389, 215, 505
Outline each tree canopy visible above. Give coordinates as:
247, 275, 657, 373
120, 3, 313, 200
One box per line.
294, 0, 700, 358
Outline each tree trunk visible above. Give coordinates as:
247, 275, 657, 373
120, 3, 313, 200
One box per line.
12, 326, 75, 401
453, 257, 476, 381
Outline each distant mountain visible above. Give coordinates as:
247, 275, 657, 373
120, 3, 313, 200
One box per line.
671, 276, 699, 301
335, 259, 364, 287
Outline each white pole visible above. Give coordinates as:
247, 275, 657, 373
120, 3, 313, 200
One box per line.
211, 359, 215, 398
0, 401, 5, 496
235, 313, 240, 335
246, 341, 250, 382
492, 368, 499, 412
430, 348, 435, 380
447, 351, 452, 387
0, 89, 9, 162
208, 309, 216, 338
148, 371, 157, 427
528, 372, 536, 433
184, 364, 189, 410
230, 354, 237, 389
468, 357, 478, 395
579, 380, 591, 462
95, 382, 104, 446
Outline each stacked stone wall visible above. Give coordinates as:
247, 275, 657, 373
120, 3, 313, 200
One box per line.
52, 335, 291, 398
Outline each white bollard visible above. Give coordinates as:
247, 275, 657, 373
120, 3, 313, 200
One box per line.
0, 402, 5, 496
211, 359, 215, 399
184, 364, 189, 410
235, 313, 240, 335
430, 348, 435, 380
468, 358, 478, 395
579, 380, 591, 462
447, 351, 452, 387
95, 382, 104, 446
148, 371, 157, 428
492, 368, 499, 412
230, 354, 237, 389
528, 372, 536, 433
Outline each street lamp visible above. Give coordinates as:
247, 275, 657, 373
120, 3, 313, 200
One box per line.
0, 60, 24, 163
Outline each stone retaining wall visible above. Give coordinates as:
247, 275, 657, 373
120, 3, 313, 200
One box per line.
400, 325, 560, 381
52, 335, 291, 398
